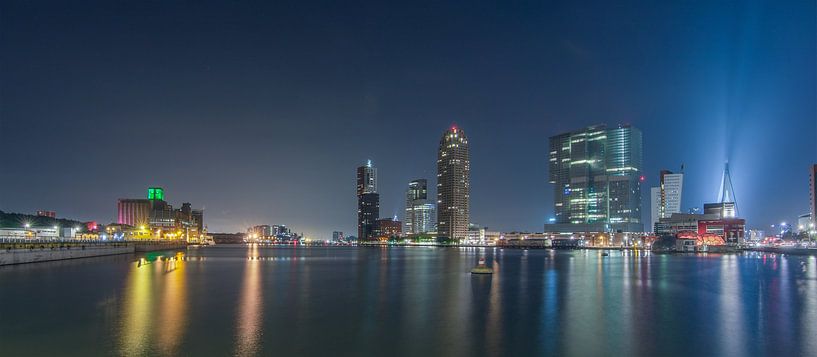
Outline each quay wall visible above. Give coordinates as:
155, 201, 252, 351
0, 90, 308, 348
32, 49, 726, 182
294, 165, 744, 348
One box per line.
747, 247, 817, 256
0, 245, 134, 266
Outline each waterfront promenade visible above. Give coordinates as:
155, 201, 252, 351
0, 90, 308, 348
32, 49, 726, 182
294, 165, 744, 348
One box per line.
0, 239, 188, 266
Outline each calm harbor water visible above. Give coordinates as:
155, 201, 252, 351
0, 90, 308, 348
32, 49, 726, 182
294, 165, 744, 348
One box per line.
1, 245, 815, 356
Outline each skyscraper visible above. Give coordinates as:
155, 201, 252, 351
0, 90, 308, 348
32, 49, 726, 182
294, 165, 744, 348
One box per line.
358, 193, 380, 240
546, 124, 643, 233
650, 187, 661, 232
650, 169, 684, 232
404, 179, 436, 235
437, 126, 470, 241
357, 160, 379, 241
356, 160, 377, 196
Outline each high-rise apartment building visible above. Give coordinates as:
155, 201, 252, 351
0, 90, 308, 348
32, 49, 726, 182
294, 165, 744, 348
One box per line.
650, 169, 684, 232
404, 179, 436, 235
546, 124, 643, 233
357, 160, 380, 241
437, 126, 470, 241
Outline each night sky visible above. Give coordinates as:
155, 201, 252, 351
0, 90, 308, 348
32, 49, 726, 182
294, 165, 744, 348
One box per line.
1, 1, 815, 238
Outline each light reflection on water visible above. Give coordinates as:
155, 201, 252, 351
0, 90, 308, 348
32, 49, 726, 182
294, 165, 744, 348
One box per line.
235, 244, 263, 356
0, 247, 816, 356
120, 252, 188, 356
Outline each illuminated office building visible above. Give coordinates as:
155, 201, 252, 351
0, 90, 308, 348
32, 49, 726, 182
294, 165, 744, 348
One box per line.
650, 169, 684, 232
546, 124, 643, 233
356, 160, 380, 241
404, 179, 436, 234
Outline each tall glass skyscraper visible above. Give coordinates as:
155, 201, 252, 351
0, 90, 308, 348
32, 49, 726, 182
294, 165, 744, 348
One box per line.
437, 126, 470, 241
404, 179, 436, 235
357, 160, 379, 240
547, 124, 643, 232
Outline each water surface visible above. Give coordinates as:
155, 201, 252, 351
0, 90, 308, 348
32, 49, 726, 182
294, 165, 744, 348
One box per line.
0, 246, 814, 356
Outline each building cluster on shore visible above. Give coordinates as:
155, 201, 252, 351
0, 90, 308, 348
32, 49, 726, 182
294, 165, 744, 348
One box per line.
346, 124, 817, 252
245, 224, 301, 243
2, 126, 815, 252
355, 126, 471, 244
0, 187, 209, 243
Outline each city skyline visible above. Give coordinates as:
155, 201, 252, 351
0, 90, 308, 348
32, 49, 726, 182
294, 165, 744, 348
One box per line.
1, 1, 815, 240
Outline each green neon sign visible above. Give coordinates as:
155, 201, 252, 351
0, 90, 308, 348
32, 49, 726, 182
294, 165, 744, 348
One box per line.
148, 187, 164, 201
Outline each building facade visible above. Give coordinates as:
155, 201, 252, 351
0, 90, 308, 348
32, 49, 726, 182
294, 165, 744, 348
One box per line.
404, 179, 436, 234
117, 199, 151, 227
650, 169, 684, 232
655, 213, 745, 245
358, 193, 380, 241
357, 160, 380, 241
546, 124, 643, 233
437, 126, 470, 241
357, 160, 377, 196
373, 218, 402, 240
117, 187, 204, 240
650, 187, 661, 233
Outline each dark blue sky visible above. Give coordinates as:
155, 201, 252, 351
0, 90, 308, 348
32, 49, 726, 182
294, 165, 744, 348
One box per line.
1, 0, 815, 238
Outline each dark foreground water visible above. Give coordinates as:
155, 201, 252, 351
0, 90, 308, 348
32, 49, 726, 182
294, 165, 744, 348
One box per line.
1, 246, 815, 356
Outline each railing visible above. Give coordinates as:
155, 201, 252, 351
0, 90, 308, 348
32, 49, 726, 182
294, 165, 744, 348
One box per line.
0, 237, 187, 244
0, 238, 188, 252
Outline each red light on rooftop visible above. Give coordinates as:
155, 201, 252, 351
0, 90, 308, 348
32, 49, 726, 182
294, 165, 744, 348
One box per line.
639, 175, 645, 182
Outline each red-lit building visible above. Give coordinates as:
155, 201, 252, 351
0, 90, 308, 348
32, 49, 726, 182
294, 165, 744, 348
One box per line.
698, 219, 745, 244
373, 218, 402, 240
656, 213, 745, 245
36, 210, 56, 218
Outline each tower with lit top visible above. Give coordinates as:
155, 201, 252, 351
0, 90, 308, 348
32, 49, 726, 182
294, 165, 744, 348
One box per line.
357, 160, 379, 241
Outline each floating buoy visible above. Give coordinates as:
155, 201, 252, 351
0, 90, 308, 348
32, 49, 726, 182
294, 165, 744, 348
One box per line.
471, 257, 493, 274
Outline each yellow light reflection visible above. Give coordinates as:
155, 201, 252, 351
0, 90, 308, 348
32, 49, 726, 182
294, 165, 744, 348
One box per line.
235, 244, 263, 357
158, 252, 188, 355
120, 258, 155, 355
